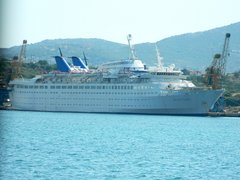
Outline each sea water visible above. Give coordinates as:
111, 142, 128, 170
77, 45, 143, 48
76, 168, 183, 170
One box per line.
0, 110, 240, 179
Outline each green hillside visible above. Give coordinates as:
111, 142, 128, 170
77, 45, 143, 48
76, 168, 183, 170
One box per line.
0, 22, 239, 72
155, 22, 240, 71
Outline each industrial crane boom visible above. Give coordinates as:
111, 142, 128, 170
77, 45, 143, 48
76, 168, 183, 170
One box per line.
11, 40, 27, 80
220, 33, 231, 75
206, 33, 231, 89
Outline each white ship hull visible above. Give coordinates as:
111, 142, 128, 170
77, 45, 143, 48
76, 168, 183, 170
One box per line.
8, 35, 224, 115
9, 82, 222, 115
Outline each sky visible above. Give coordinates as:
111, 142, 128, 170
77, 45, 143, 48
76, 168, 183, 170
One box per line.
0, 0, 240, 48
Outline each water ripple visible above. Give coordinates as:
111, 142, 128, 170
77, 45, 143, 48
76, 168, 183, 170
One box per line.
1, 111, 240, 179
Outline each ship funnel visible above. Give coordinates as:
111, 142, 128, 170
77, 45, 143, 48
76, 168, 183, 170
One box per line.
71, 56, 88, 69
54, 56, 71, 72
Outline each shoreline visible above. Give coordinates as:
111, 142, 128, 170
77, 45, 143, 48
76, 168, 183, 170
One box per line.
208, 112, 240, 117
1, 106, 240, 117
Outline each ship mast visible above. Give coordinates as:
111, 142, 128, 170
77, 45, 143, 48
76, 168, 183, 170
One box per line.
155, 44, 163, 70
127, 34, 137, 60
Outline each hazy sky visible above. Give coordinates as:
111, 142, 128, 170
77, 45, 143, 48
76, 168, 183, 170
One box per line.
1, 0, 239, 48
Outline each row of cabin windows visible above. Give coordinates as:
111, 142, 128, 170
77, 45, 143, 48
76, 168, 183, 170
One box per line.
52, 85, 135, 90
17, 91, 57, 94
27, 97, 152, 101
16, 91, 157, 95
151, 72, 179, 76
61, 92, 157, 95
23, 102, 151, 108
16, 85, 154, 90
21, 97, 153, 105
16, 85, 47, 89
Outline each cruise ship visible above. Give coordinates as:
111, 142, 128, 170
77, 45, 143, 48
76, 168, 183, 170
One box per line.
8, 35, 223, 115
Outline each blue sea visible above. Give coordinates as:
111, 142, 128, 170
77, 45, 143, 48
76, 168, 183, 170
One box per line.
1, 110, 240, 179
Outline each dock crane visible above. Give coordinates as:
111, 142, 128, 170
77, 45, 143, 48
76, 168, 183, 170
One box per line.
205, 33, 231, 89
11, 40, 27, 79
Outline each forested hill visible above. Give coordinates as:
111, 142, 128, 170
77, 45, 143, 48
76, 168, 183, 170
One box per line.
0, 22, 239, 72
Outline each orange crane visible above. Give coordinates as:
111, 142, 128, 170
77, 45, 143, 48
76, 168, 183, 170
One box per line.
11, 40, 27, 79
205, 33, 231, 89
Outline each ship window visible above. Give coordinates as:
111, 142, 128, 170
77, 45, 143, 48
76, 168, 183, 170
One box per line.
45, 86, 48, 89
68, 86, 72, 89
50, 86, 55, 89
56, 86, 60, 89
85, 86, 90, 89
24, 85, 28, 89
62, 86, 66, 89
73, 86, 78, 89
97, 86, 101, 89
79, 86, 83, 89
39, 86, 44, 89
29, 86, 33, 89
34, 86, 38, 89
